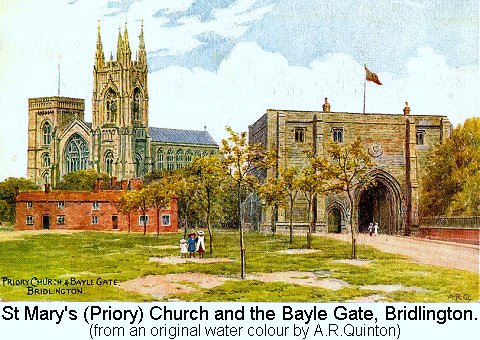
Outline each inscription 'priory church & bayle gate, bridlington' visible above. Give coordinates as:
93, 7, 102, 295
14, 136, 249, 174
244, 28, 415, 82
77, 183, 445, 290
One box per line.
25, 23, 452, 235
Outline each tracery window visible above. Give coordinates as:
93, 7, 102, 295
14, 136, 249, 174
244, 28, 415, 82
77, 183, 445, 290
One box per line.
43, 122, 52, 145
176, 150, 184, 169
135, 154, 143, 178
167, 149, 174, 170
157, 148, 164, 170
105, 89, 118, 123
65, 133, 89, 173
185, 150, 192, 164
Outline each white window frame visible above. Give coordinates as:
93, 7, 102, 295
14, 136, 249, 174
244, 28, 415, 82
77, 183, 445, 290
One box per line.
161, 214, 171, 226
139, 215, 149, 226
57, 215, 65, 225
57, 201, 65, 209
91, 216, 98, 224
92, 201, 100, 210
26, 201, 33, 209
26, 215, 34, 225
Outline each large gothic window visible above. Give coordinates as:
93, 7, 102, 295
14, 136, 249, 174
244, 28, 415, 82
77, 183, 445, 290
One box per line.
105, 150, 114, 176
157, 148, 164, 170
65, 133, 89, 173
43, 122, 52, 145
167, 149, 174, 170
132, 88, 142, 122
105, 89, 118, 123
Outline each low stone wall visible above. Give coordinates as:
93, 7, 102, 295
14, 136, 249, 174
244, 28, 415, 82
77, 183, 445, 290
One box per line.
418, 227, 480, 245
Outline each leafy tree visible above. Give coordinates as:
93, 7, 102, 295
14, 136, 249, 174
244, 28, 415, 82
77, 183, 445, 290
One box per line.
220, 126, 275, 278
189, 156, 225, 254
146, 178, 176, 238
280, 166, 300, 244
258, 175, 285, 237
320, 138, 375, 259
56, 169, 109, 191
122, 188, 149, 235
421, 117, 480, 216
296, 158, 330, 249
0, 177, 38, 222
118, 191, 138, 233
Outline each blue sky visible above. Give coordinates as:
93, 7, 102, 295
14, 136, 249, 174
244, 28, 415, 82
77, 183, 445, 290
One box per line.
0, 0, 478, 179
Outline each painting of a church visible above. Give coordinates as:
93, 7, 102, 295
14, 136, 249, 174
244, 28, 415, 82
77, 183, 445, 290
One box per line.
27, 23, 218, 187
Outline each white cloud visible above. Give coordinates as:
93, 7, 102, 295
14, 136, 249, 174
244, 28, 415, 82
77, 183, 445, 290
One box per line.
148, 42, 478, 146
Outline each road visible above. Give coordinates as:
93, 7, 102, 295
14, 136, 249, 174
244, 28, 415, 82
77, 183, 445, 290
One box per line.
323, 233, 479, 273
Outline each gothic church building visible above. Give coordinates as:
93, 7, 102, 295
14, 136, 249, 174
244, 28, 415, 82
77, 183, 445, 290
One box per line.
28, 24, 218, 187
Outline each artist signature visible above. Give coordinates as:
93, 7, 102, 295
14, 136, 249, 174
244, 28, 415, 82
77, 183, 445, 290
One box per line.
448, 293, 472, 301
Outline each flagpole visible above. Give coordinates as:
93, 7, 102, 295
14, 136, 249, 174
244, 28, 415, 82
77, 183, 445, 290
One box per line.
363, 64, 366, 114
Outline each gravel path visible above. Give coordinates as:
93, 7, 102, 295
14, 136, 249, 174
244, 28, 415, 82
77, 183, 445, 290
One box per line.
323, 233, 479, 273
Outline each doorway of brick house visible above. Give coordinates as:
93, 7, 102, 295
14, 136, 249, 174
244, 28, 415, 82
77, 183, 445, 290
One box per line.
112, 215, 118, 230
42, 215, 50, 229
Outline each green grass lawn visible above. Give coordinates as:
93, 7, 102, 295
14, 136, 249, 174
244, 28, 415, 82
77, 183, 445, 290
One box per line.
0, 230, 477, 302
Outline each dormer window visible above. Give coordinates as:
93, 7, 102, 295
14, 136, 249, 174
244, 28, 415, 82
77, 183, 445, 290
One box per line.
332, 127, 344, 143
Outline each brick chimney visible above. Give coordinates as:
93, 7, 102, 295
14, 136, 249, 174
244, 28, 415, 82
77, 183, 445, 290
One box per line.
44, 183, 50, 194
111, 176, 117, 188
403, 101, 411, 115
322, 97, 331, 112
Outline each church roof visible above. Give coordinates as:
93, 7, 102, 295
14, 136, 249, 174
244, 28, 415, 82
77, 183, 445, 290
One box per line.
149, 127, 217, 146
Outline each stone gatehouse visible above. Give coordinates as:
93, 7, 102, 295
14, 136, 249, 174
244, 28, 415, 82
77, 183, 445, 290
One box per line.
248, 99, 451, 234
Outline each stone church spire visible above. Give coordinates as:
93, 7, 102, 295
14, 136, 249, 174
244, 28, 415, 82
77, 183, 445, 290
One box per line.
95, 21, 105, 68
137, 20, 147, 65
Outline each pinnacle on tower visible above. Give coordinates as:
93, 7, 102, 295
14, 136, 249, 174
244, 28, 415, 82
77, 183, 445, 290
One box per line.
116, 25, 123, 62
95, 21, 105, 67
137, 19, 147, 65
123, 20, 132, 61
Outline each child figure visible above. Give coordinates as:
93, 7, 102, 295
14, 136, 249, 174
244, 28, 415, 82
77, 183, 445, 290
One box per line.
196, 230, 205, 258
187, 231, 197, 258
179, 239, 188, 258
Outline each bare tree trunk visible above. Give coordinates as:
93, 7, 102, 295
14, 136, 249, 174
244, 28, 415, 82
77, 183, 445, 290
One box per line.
347, 191, 356, 259
289, 200, 294, 244
207, 192, 213, 255
156, 207, 160, 238
128, 210, 131, 233
306, 199, 313, 249
238, 181, 246, 279
271, 205, 276, 238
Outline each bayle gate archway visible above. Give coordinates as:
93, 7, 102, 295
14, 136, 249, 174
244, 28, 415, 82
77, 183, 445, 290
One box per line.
354, 170, 404, 235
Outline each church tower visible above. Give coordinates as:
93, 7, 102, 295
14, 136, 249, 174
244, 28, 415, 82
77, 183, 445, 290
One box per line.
92, 21, 149, 179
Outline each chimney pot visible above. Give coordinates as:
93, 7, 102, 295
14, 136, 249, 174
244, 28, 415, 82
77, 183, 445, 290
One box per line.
322, 97, 331, 112
403, 101, 411, 115
44, 184, 50, 194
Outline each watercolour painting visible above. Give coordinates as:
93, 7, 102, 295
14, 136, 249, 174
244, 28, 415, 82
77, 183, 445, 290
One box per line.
0, 0, 478, 304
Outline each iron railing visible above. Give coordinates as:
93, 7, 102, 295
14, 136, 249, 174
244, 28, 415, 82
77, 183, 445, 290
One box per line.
420, 216, 480, 229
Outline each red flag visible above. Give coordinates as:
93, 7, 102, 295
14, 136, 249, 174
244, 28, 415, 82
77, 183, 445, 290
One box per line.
365, 65, 382, 85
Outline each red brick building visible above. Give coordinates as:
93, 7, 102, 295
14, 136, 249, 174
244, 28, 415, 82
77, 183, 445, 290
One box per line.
15, 179, 178, 233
